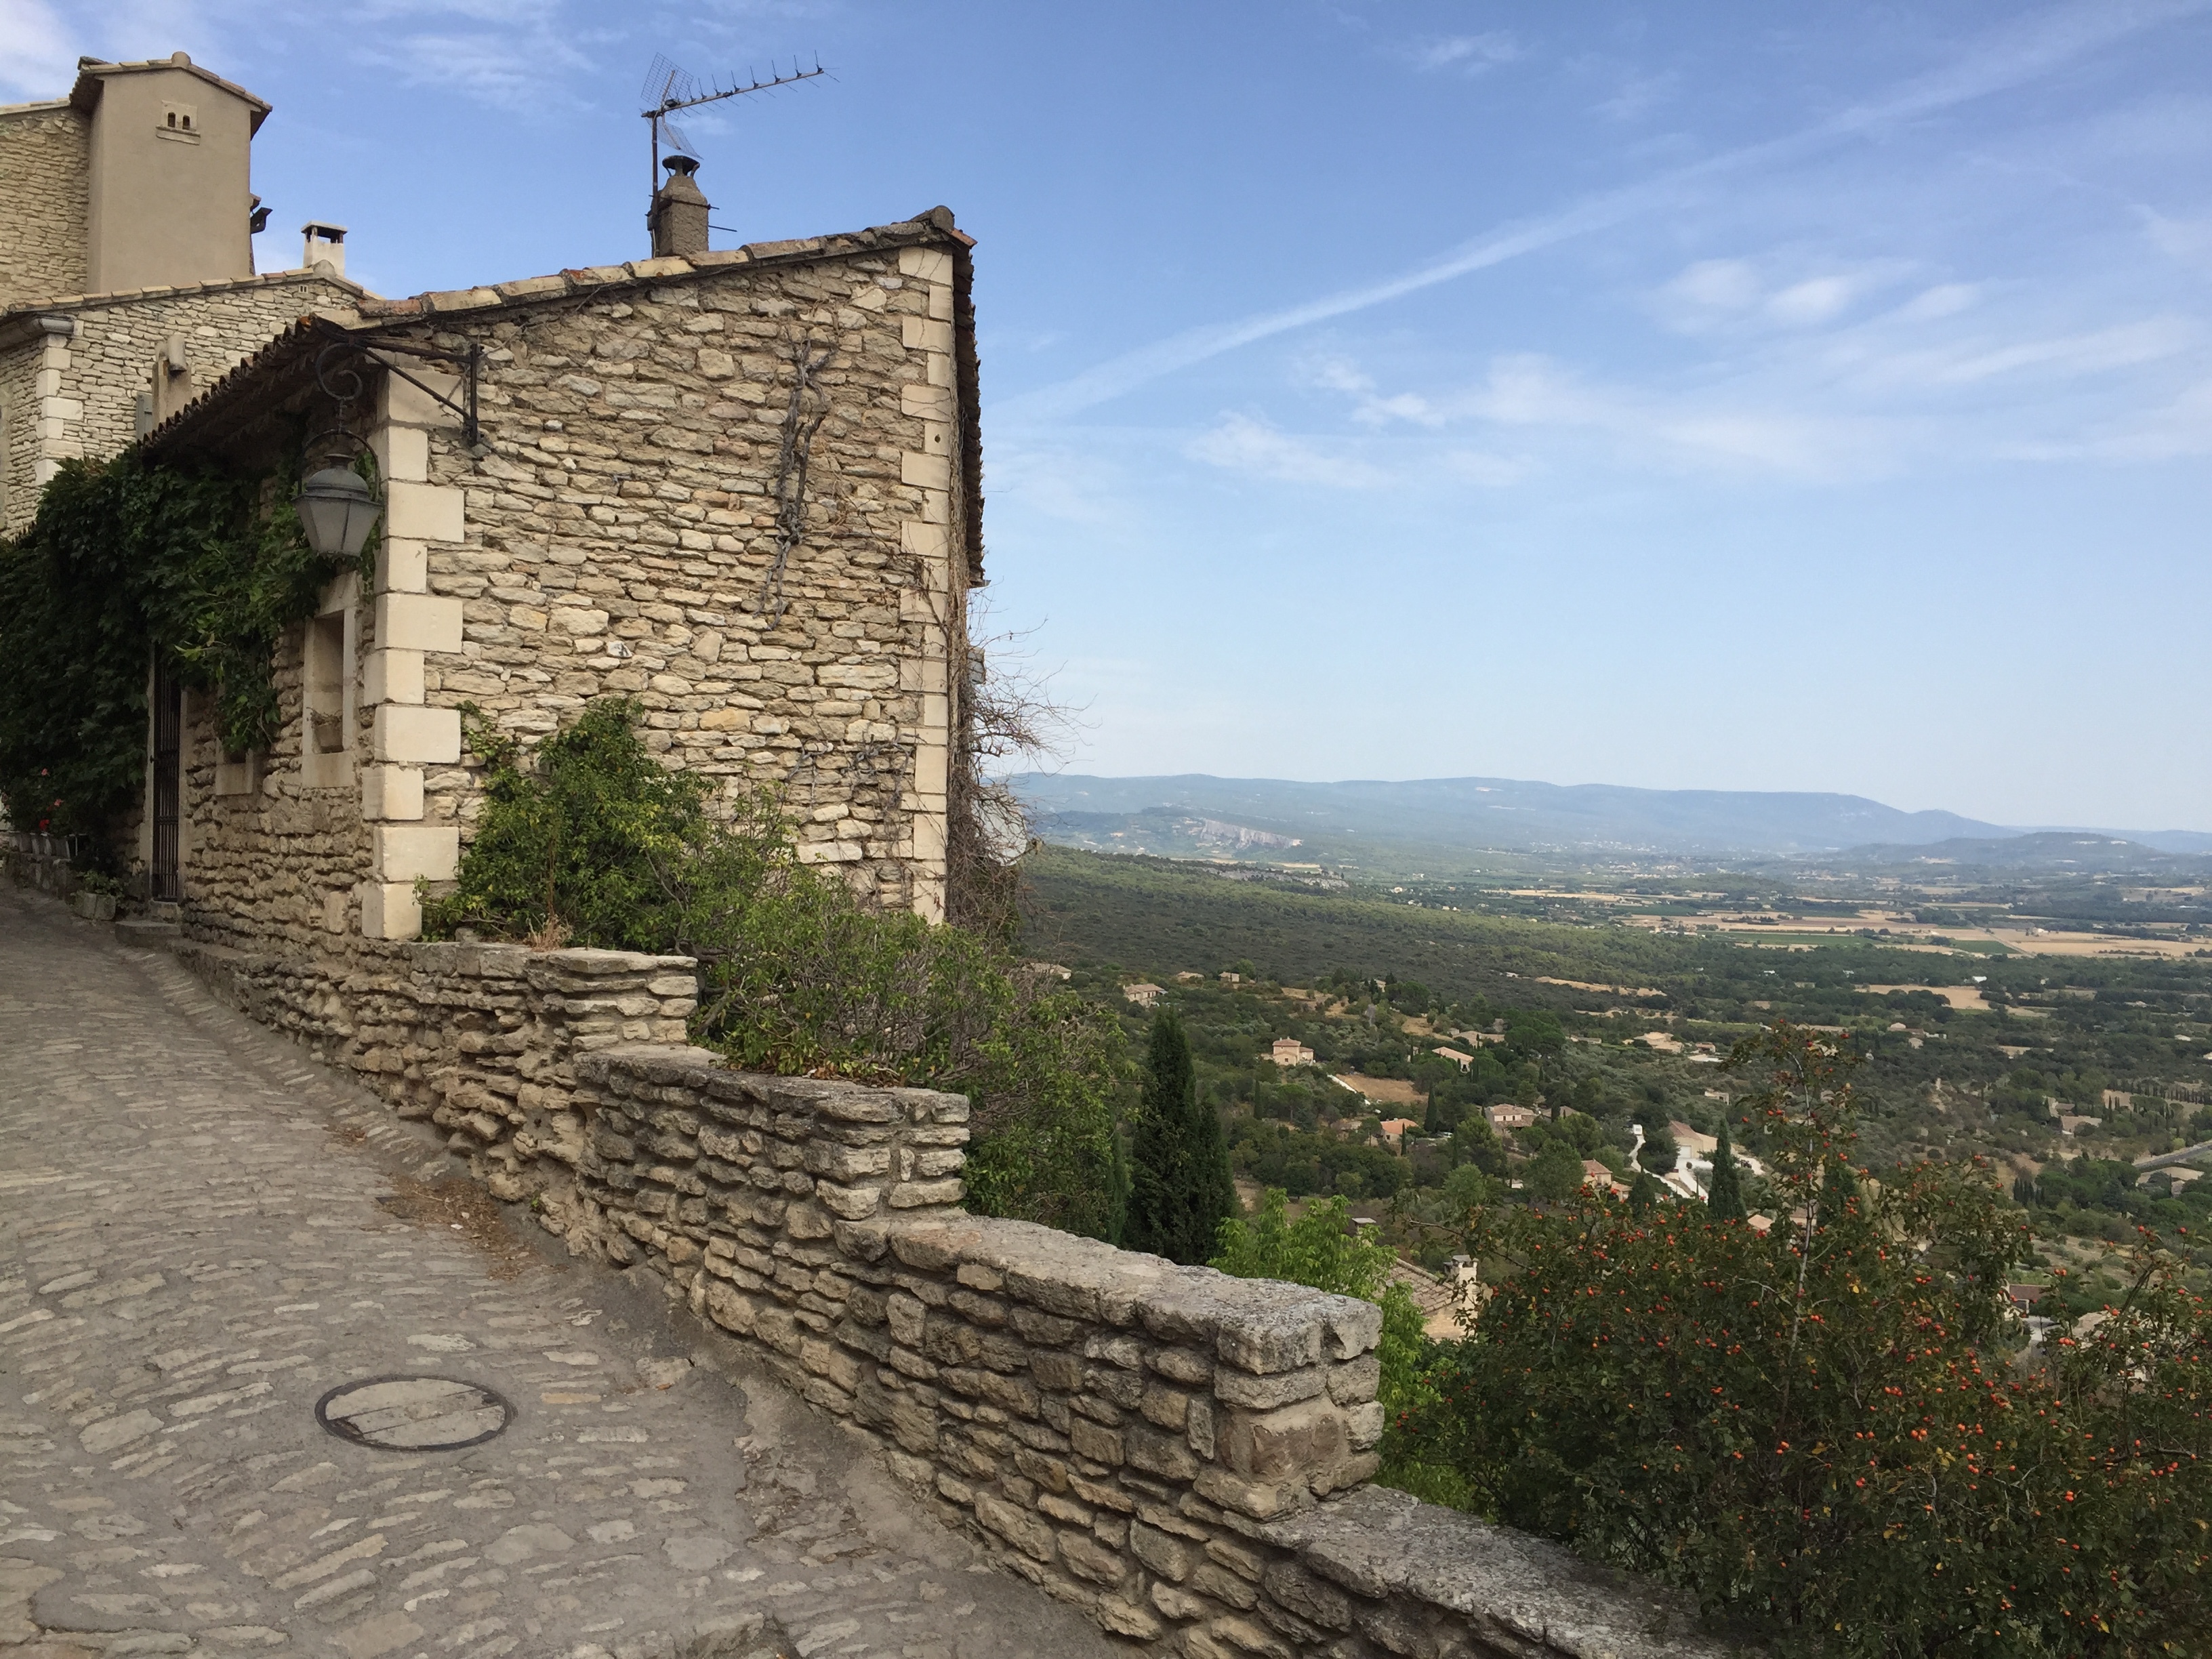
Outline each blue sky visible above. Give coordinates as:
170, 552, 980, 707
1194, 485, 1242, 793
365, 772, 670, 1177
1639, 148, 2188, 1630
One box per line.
14, 1, 2211, 830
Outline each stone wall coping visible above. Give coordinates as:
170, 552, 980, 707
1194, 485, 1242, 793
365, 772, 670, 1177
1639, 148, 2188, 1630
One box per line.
576, 1043, 968, 1124
876, 1213, 1384, 1376
403, 941, 695, 974
1259, 1487, 1735, 1658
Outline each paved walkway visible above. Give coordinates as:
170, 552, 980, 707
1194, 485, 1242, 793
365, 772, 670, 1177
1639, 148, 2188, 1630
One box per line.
0, 888, 1116, 1659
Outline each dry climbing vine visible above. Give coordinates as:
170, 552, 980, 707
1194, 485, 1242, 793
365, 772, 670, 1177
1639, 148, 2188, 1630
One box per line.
756, 331, 836, 623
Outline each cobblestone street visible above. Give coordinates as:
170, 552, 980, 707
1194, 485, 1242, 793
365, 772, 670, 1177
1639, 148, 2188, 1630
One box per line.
0, 889, 1118, 1659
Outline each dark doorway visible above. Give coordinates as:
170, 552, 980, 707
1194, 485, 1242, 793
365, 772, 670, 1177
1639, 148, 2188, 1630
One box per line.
151, 663, 181, 901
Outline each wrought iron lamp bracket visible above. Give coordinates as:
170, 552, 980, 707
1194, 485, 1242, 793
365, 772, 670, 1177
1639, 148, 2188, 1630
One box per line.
308, 321, 487, 455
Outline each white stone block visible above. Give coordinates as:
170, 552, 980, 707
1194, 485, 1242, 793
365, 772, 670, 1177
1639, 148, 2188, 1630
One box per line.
920, 691, 949, 737
385, 480, 464, 543
901, 519, 949, 560
920, 419, 951, 458
373, 424, 430, 484
377, 537, 428, 594
900, 317, 954, 354
323, 890, 349, 934
926, 350, 954, 390
914, 743, 948, 796
901, 452, 949, 490
371, 703, 461, 764
364, 648, 424, 706
358, 880, 422, 941
382, 367, 462, 428
361, 764, 425, 821
912, 811, 947, 863
374, 592, 464, 653
899, 247, 953, 283
912, 880, 945, 925
901, 384, 953, 418
374, 824, 460, 883
928, 283, 953, 322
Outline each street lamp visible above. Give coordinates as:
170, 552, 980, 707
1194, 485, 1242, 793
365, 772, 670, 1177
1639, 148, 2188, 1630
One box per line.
292, 464, 381, 560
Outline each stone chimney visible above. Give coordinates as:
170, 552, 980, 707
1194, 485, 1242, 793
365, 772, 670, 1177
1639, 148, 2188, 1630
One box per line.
648, 156, 710, 258
301, 222, 346, 276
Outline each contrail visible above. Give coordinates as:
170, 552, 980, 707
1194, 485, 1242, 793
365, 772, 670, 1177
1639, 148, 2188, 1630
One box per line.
998, 0, 2207, 425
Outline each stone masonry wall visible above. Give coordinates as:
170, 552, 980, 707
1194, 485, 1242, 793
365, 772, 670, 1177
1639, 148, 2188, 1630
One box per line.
169, 933, 1734, 1659
350, 225, 970, 922
0, 269, 361, 533
0, 104, 89, 312
172, 630, 381, 958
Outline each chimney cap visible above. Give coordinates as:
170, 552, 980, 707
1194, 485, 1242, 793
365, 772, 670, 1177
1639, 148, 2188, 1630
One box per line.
303, 222, 348, 241
664, 155, 700, 178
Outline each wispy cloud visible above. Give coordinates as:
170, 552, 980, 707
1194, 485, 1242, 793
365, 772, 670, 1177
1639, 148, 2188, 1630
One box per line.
1187, 414, 1391, 489
1297, 352, 1903, 482
348, 0, 598, 111
1002, 0, 2211, 424
1412, 33, 1522, 76
0, 0, 79, 99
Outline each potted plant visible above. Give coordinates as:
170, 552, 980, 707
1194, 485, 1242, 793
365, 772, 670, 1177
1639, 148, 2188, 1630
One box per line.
69, 869, 123, 922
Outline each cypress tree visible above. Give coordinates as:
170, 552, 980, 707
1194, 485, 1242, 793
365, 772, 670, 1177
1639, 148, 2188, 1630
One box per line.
1627, 1168, 1664, 1215
1707, 1120, 1747, 1222
1124, 1008, 1236, 1264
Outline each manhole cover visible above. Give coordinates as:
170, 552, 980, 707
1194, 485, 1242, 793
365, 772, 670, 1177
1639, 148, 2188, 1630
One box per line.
315, 1375, 514, 1450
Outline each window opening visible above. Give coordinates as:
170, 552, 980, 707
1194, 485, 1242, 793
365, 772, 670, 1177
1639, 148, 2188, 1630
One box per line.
152, 663, 182, 901
306, 613, 347, 755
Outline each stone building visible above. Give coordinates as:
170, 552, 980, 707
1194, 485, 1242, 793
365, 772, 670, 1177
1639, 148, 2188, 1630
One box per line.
0, 52, 361, 531
5, 49, 981, 946
138, 207, 982, 945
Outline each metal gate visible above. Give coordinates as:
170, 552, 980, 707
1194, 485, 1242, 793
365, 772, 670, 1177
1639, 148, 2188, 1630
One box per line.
151, 664, 181, 901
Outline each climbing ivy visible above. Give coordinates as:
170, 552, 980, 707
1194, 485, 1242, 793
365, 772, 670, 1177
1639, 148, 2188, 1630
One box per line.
0, 447, 375, 847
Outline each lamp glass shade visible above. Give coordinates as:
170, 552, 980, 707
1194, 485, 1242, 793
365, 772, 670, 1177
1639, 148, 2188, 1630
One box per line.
293, 466, 381, 560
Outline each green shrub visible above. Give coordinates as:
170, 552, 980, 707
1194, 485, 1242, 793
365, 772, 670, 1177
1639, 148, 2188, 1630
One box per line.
1403, 1021, 2212, 1656
1211, 1189, 1457, 1502
421, 697, 1126, 1240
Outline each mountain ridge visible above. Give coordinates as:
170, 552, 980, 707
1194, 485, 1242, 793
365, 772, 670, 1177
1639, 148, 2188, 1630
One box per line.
1013, 773, 2206, 865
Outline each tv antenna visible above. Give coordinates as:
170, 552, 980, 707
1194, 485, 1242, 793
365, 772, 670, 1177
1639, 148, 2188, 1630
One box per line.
640, 53, 828, 194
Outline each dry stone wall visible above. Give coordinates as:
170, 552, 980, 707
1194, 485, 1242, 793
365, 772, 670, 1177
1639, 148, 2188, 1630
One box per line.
0, 104, 89, 311
169, 934, 1736, 1659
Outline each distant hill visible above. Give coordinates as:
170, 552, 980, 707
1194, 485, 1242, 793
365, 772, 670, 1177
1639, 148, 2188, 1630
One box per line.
1837, 831, 2212, 874
1014, 773, 2018, 865
2035, 828, 2212, 856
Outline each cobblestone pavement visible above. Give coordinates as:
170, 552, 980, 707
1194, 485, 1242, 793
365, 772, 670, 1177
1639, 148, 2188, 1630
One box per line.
0, 889, 1119, 1659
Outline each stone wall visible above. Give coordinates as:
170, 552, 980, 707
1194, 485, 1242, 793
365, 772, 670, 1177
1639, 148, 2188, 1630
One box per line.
356, 224, 973, 920
0, 104, 89, 312
0, 268, 362, 532
169, 933, 1735, 1659
138, 218, 978, 949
